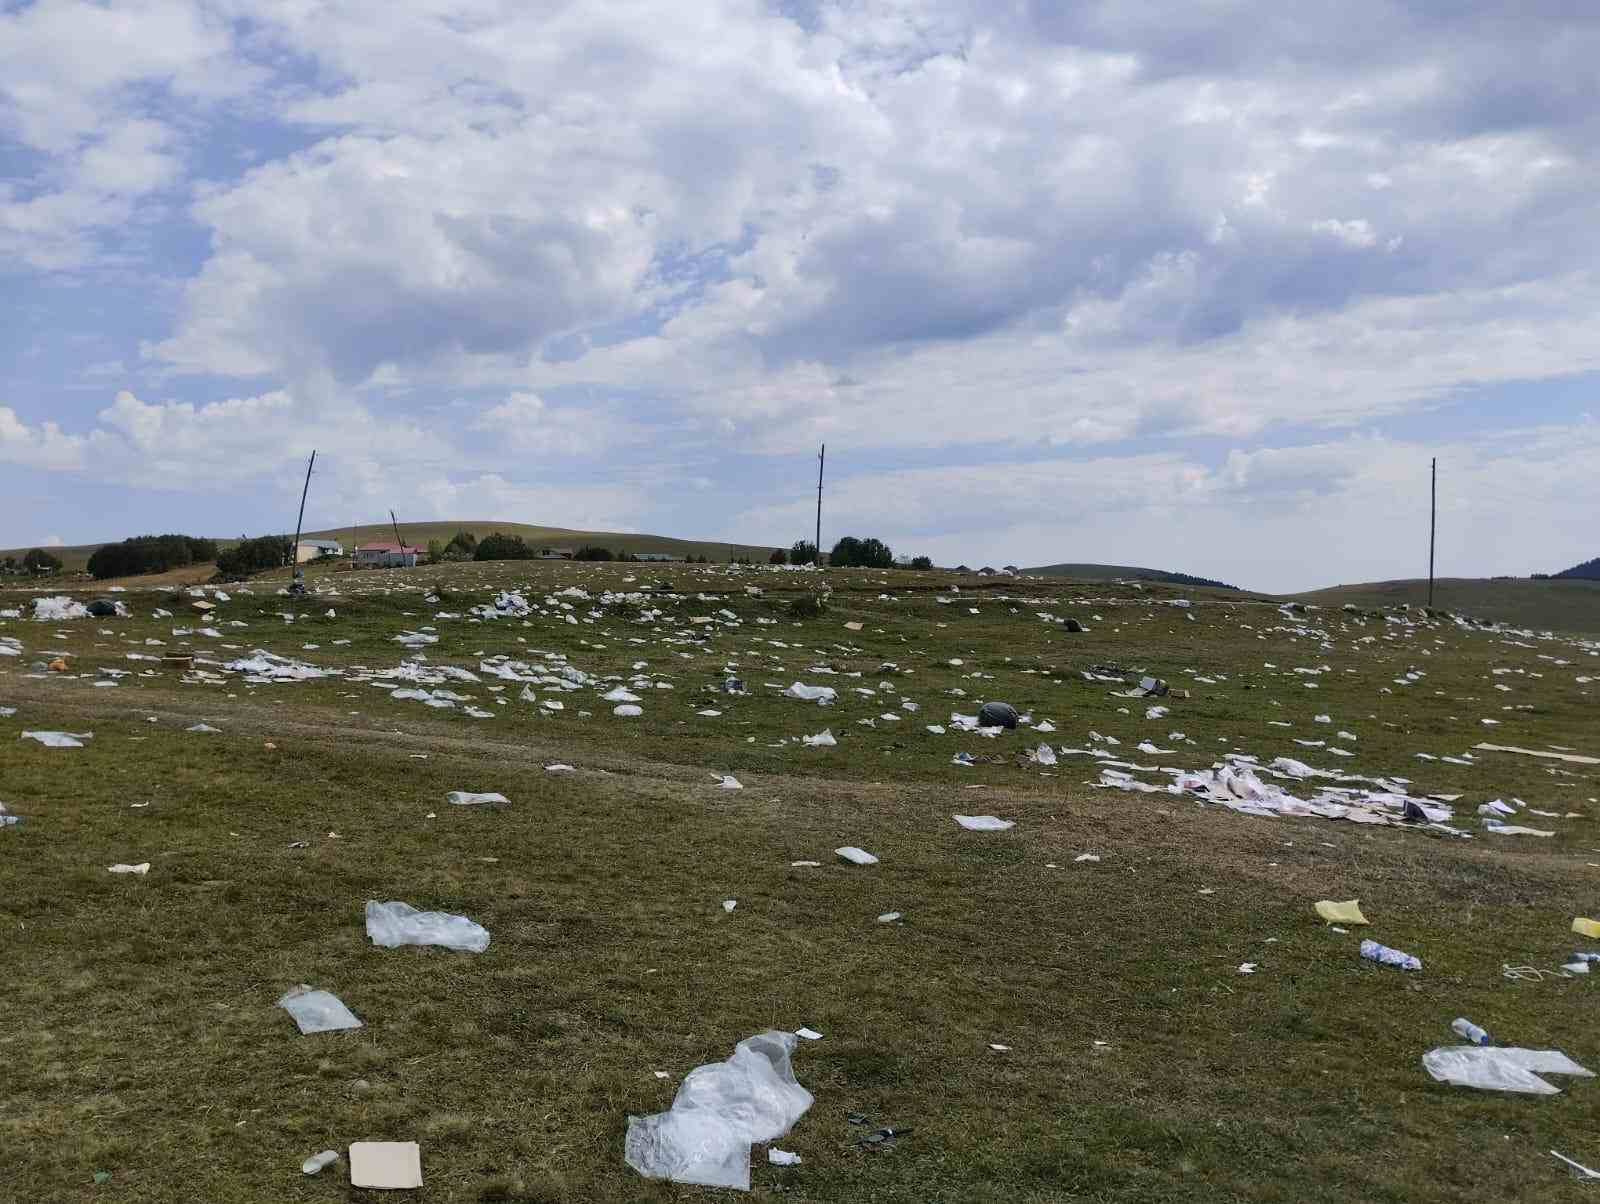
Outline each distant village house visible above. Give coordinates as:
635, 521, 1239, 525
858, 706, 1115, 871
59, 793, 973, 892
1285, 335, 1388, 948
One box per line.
296, 539, 345, 563
355, 542, 421, 568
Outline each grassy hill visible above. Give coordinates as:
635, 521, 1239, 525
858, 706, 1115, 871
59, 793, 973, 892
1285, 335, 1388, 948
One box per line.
1294, 576, 1600, 634
1026, 562, 1242, 592
0, 522, 781, 576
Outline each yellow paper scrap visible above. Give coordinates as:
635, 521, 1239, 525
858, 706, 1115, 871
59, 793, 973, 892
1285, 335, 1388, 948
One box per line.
1573, 917, 1600, 939
1315, 899, 1369, 926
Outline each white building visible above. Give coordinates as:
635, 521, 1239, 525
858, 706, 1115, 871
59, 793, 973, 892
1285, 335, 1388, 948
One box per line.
296, 539, 344, 563
355, 542, 421, 568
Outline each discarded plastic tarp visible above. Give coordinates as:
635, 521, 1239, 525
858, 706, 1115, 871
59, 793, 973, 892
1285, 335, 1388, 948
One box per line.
31, 596, 90, 621
802, 729, 836, 747
1423, 1046, 1594, 1095
278, 985, 363, 1034
365, 900, 490, 953
953, 815, 1015, 831
21, 731, 91, 748
784, 682, 837, 705
624, 1031, 813, 1191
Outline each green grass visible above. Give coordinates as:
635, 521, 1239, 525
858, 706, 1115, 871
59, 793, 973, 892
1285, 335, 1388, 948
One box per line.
3, 562, 1599, 1201
1295, 576, 1600, 635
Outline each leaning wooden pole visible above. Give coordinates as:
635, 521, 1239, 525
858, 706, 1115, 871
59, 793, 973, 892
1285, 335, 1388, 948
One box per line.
291, 449, 316, 586
1428, 457, 1437, 609
815, 443, 825, 567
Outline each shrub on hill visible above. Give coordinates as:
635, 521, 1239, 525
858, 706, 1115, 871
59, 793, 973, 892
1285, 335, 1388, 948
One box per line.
473, 533, 535, 561
216, 535, 292, 577
88, 534, 218, 580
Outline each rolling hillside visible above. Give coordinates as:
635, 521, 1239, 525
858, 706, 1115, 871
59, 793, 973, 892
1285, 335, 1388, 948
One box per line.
1294, 576, 1600, 635
1026, 562, 1242, 591
1, 522, 781, 576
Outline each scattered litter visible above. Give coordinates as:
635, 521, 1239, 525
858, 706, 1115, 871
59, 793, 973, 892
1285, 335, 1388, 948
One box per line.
349, 1141, 424, 1190
784, 682, 837, 705
1032, 743, 1057, 766
446, 791, 509, 806
802, 729, 837, 747
795, 1028, 823, 1040
301, 1150, 338, 1176
952, 814, 1014, 831
1551, 1151, 1600, 1181
790, 860, 821, 868
1238, 963, 1257, 974
365, 900, 490, 953
21, 731, 91, 748
768, 1149, 802, 1166
107, 863, 151, 875
1423, 1046, 1593, 1095
186, 723, 221, 733
278, 985, 362, 1034
624, 1031, 813, 1191
1573, 918, 1600, 939
1360, 939, 1421, 971
1474, 742, 1599, 766
835, 846, 878, 865
877, 912, 902, 923
715, 775, 743, 790
989, 1043, 1011, 1051
1074, 853, 1100, 863
723, 900, 737, 913
614, 704, 643, 717
1315, 900, 1369, 926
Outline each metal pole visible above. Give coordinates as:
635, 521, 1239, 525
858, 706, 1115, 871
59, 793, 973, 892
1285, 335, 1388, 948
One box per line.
390, 510, 406, 566
815, 443, 825, 566
1428, 457, 1437, 609
291, 449, 316, 586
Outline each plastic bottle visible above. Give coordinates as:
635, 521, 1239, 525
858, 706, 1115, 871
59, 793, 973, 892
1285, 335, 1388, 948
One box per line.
301, 1150, 338, 1176
1359, 938, 1422, 971
1451, 1018, 1491, 1045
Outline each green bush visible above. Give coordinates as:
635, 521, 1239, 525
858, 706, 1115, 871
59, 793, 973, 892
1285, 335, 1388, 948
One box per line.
910, 555, 933, 570
828, 535, 893, 569
23, 547, 63, 574
788, 593, 828, 619
789, 540, 818, 566
216, 535, 292, 577
87, 534, 218, 580
474, 533, 535, 561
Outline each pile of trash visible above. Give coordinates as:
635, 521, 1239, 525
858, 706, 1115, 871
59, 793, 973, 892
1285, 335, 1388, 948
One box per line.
625, 1031, 813, 1190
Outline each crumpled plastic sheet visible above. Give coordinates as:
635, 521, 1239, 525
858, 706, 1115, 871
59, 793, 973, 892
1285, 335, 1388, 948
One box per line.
783, 682, 836, 705
278, 984, 363, 1034
1423, 1046, 1594, 1095
21, 731, 91, 748
223, 650, 332, 681
446, 791, 509, 806
801, 729, 836, 747
365, 900, 490, 953
31, 596, 90, 621
953, 814, 1015, 831
625, 1031, 813, 1191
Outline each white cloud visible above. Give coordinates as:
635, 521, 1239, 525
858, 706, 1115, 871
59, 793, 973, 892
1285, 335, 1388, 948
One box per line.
0, 405, 87, 470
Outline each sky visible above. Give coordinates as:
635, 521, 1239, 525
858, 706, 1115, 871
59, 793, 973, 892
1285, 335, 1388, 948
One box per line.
3, 0, 1599, 593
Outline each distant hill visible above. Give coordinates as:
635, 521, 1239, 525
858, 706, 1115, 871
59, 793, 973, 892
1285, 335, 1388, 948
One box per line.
1552, 556, 1600, 581
1293, 576, 1600, 635
1027, 562, 1241, 591
0, 521, 781, 577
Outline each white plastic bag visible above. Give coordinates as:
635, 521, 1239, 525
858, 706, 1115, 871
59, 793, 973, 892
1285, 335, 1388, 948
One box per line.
625, 1031, 813, 1190
278, 984, 363, 1034
21, 731, 91, 748
953, 815, 1015, 831
445, 791, 509, 806
802, 729, 836, 747
835, 846, 878, 865
783, 683, 836, 705
1423, 1046, 1594, 1095
365, 900, 490, 953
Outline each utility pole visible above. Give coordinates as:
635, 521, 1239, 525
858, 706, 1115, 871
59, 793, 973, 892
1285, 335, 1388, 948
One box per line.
290, 449, 316, 591
1428, 457, 1437, 609
815, 443, 825, 567
390, 509, 406, 554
